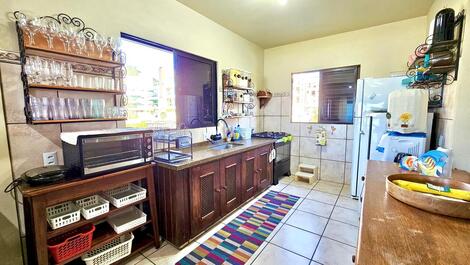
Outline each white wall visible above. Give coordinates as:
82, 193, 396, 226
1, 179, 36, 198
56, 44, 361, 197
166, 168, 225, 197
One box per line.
264, 16, 427, 93
427, 0, 470, 171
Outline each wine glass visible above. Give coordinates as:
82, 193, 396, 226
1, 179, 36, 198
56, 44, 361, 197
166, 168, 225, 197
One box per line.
94, 34, 108, 58
39, 20, 57, 49
24, 17, 41, 46
108, 37, 121, 61
76, 32, 87, 55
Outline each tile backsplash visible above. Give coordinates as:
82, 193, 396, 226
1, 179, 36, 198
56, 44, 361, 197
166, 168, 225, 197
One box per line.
260, 93, 354, 184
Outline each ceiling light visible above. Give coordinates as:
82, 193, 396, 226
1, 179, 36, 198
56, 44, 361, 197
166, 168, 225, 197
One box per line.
279, 0, 288, 5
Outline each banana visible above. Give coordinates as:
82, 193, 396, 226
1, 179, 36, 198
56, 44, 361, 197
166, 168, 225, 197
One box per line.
393, 179, 470, 201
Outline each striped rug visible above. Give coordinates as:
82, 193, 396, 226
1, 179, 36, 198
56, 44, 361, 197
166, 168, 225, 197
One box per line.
176, 190, 300, 265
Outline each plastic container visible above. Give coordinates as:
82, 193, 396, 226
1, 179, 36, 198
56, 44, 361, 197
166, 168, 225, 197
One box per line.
81, 233, 134, 265
75, 195, 110, 220
239, 127, 252, 139
102, 183, 146, 208
107, 206, 147, 234
47, 224, 95, 263
46, 201, 81, 230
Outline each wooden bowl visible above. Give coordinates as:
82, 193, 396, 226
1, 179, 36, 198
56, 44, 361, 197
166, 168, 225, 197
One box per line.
386, 174, 470, 219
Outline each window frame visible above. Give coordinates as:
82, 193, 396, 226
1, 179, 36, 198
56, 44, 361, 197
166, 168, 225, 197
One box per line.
290, 65, 360, 125
120, 32, 218, 129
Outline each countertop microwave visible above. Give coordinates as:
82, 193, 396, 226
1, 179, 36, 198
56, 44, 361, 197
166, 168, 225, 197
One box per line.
61, 128, 154, 178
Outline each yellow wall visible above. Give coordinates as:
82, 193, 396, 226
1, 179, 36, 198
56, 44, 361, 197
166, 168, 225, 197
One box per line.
427, 0, 470, 171
264, 16, 427, 93
0, 0, 264, 89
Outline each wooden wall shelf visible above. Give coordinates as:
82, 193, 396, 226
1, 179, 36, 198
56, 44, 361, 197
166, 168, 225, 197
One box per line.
24, 45, 123, 68
31, 117, 127, 124
29, 84, 125, 94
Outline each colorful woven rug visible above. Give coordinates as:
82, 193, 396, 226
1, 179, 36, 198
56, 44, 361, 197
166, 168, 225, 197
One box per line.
176, 190, 299, 265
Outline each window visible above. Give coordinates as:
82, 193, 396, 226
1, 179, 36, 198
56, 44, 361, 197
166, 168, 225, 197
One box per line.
121, 33, 217, 129
291, 65, 359, 124
122, 36, 176, 128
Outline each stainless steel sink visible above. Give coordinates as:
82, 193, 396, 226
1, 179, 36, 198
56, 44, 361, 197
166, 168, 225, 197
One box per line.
209, 142, 244, 150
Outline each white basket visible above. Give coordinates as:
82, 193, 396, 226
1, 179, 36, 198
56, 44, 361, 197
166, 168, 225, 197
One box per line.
107, 206, 147, 234
81, 233, 134, 265
75, 195, 110, 220
102, 183, 146, 208
46, 201, 81, 230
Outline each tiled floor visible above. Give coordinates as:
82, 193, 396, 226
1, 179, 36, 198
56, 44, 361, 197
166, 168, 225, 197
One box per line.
125, 178, 361, 265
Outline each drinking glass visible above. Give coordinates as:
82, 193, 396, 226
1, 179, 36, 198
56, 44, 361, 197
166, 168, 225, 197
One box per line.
108, 37, 121, 61
50, 97, 67, 120
29, 96, 41, 120
94, 34, 108, 58
76, 32, 87, 55
79, 98, 92, 118
40, 97, 50, 120
65, 98, 80, 119
91, 99, 105, 118
24, 17, 41, 46
64, 62, 74, 86
40, 20, 58, 49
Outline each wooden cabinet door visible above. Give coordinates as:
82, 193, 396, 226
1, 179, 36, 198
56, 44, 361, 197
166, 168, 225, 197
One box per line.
190, 161, 221, 237
241, 149, 257, 201
256, 145, 273, 191
220, 154, 242, 215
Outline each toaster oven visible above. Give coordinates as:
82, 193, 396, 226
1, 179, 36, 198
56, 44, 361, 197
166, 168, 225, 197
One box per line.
61, 129, 153, 177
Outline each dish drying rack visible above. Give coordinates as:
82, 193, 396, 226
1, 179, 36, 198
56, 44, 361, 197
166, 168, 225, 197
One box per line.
153, 129, 193, 163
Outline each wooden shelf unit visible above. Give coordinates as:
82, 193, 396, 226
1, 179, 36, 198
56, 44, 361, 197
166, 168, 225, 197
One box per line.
29, 84, 126, 94
19, 164, 160, 265
31, 117, 127, 124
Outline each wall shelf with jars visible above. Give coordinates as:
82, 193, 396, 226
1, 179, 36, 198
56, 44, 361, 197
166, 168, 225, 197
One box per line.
14, 11, 127, 124
222, 68, 256, 119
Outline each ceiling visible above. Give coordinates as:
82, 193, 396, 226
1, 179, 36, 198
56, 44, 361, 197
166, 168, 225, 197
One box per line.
177, 0, 434, 48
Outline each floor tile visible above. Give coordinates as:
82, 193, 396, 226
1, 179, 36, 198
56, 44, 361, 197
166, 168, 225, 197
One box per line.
285, 210, 328, 235
341, 185, 351, 197
313, 181, 343, 195
336, 196, 361, 211
252, 243, 310, 265
323, 220, 359, 247
331, 206, 360, 226
135, 258, 154, 265
290, 179, 316, 189
310, 261, 322, 265
279, 176, 294, 184
270, 224, 320, 258
123, 254, 148, 265
307, 190, 339, 205
297, 198, 334, 218
270, 183, 287, 191
313, 237, 356, 265
265, 222, 285, 241
282, 185, 311, 197
146, 241, 199, 264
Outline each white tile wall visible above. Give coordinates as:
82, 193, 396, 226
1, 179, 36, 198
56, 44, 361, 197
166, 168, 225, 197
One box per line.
259, 95, 355, 184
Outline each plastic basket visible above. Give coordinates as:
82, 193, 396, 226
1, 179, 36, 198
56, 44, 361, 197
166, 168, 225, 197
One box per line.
102, 183, 146, 208
81, 233, 134, 265
75, 195, 110, 220
107, 206, 147, 234
46, 201, 81, 230
47, 224, 95, 263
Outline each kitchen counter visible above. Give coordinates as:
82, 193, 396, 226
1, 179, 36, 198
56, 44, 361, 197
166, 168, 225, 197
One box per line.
357, 161, 470, 265
155, 138, 275, 170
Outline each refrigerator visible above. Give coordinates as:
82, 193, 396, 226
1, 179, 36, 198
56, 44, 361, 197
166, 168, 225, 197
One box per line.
350, 76, 434, 199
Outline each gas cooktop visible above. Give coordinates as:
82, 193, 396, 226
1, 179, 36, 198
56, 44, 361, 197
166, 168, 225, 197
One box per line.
251, 131, 289, 139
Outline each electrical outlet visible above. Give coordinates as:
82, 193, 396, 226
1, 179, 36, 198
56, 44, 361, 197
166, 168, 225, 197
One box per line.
43, 151, 57, 166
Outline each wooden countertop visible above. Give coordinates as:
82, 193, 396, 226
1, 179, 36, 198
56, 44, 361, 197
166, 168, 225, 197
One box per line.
357, 161, 470, 265
155, 138, 275, 170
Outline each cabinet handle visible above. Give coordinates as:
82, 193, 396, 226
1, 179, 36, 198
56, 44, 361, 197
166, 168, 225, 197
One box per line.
352, 255, 356, 263
215, 188, 221, 192
222, 186, 227, 190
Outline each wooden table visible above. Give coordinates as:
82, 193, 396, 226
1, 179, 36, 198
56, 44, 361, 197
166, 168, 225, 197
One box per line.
20, 164, 160, 265
356, 161, 470, 265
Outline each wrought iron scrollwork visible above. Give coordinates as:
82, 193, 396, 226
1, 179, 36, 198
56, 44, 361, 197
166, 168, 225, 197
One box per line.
14, 11, 99, 40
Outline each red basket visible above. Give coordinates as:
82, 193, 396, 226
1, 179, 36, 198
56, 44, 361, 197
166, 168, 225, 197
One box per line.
47, 224, 95, 263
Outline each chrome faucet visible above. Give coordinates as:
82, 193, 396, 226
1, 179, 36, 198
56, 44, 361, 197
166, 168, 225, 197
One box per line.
216, 118, 230, 135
